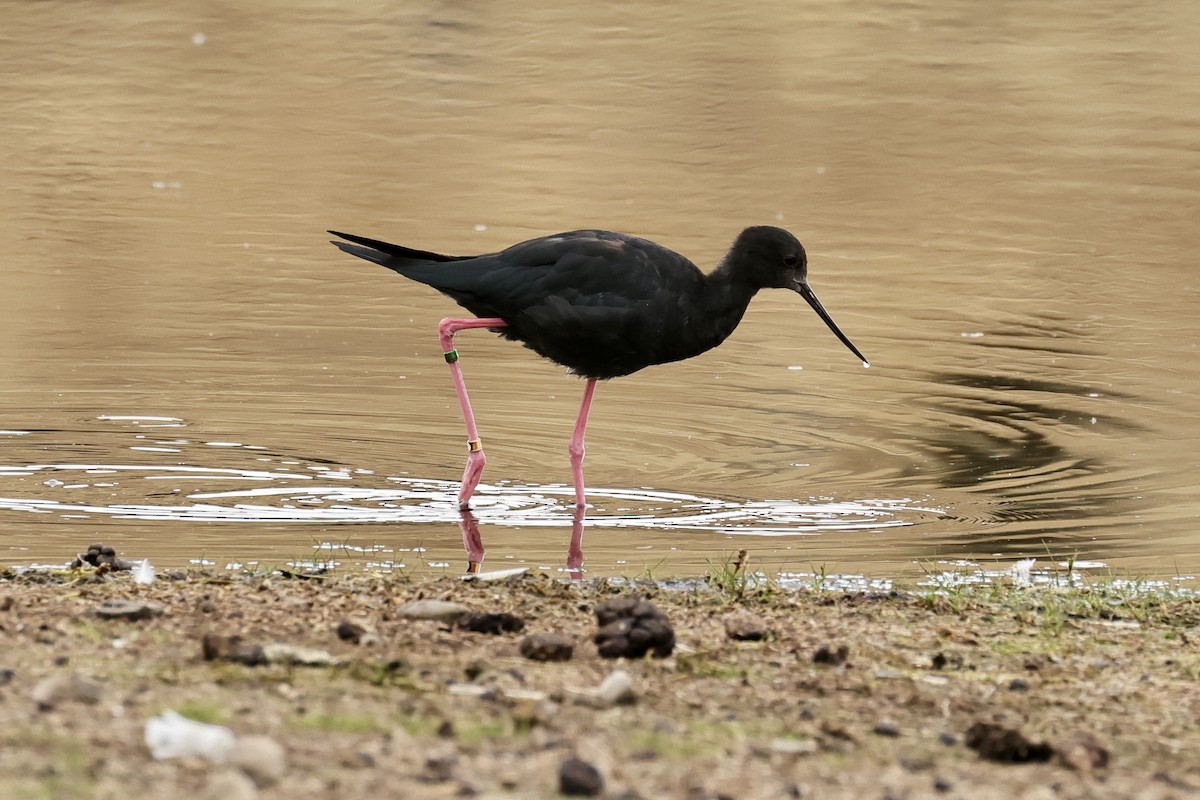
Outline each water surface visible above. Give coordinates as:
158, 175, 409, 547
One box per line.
2, 0, 1198, 578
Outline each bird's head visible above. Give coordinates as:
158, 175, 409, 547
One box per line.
730, 226, 808, 289
730, 226, 869, 367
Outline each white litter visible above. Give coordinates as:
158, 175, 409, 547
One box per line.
144, 710, 236, 762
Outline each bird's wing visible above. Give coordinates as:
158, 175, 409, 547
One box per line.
497, 230, 700, 304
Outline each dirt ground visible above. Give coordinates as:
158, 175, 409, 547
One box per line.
1, 562, 1198, 800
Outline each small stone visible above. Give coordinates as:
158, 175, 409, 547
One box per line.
873, 719, 901, 737
31, 672, 103, 711
95, 600, 164, 621
339, 749, 376, 769
771, 738, 818, 756
820, 722, 858, 744
559, 756, 604, 797
201, 768, 258, 800
519, 633, 575, 662
594, 669, 637, 706
425, 744, 459, 782
501, 687, 549, 703
933, 776, 953, 793
1008, 677, 1030, 691
812, 643, 849, 665
509, 697, 555, 728
229, 735, 287, 787
397, 599, 471, 624
938, 732, 957, 747
1056, 731, 1109, 772
724, 614, 769, 641
931, 650, 965, 670
336, 619, 376, 644
202, 633, 266, 665
458, 611, 525, 635
260, 643, 338, 666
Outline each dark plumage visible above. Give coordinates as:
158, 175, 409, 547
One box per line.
328, 225, 867, 513
329, 226, 867, 379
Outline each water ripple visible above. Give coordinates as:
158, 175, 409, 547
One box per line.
0, 462, 941, 535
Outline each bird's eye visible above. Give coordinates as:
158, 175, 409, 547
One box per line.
783, 254, 799, 267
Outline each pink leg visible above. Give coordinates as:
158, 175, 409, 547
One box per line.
569, 378, 597, 509
438, 317, 508, 510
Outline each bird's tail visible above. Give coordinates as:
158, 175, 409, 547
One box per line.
328, 230, 474, 269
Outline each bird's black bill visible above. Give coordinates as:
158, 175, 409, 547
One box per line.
797, 283, 870, 367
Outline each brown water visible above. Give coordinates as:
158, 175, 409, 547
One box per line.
2, 0, 1198, 580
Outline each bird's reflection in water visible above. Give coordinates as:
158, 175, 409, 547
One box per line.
458, 507, 586, 580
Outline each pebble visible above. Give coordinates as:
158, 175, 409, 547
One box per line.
31, 672, 103, 711
519, 633, 575, 662
95, 600, 164, 621
202, 633, 266, 665
458, 611, 525, 635
425, 744, 459, 782
336, 619, 378, 645
200, 767, 258, 800
770, 737, 819, 756
1056, 731, 1109, 772
230, 735, 287, 787
259, 643, 338, 666
502, 687, 550, 703
724, 614, 769, 641
202, 635, 339, 666
873, 719, 901, 737
397, 599, 471, 623
812, 643, 849, 665
594, 669, 637, 706
559, 756, 604, 797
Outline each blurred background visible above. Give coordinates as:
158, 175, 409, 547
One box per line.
1, 0, 1198, 580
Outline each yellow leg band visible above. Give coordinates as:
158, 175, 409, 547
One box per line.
467, 438, 483, 452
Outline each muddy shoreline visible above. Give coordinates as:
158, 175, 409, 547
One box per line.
2, 566, 1198, 799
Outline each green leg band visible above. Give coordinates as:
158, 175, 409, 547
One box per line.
444, 349, 460, 363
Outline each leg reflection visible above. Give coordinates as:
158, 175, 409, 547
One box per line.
456, 507, 587, 579
567, 505, 585, 581
459, 509, 485, 574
